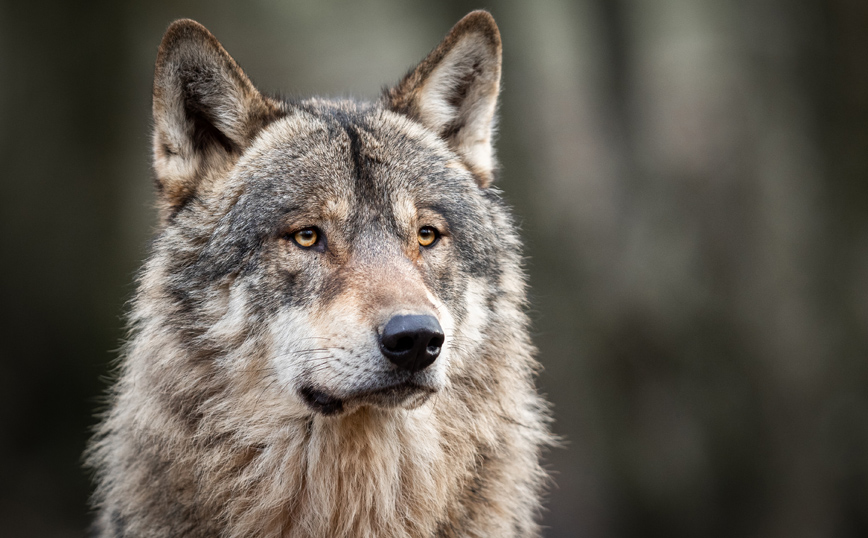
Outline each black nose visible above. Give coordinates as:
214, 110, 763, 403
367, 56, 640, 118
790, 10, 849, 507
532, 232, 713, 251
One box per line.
379, 315, 445, 372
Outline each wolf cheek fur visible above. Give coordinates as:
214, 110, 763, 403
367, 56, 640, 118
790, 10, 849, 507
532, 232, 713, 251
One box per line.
87, 10, 552, 538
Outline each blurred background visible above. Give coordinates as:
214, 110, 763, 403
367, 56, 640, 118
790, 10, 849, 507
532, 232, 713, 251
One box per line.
2, 0, 867, 536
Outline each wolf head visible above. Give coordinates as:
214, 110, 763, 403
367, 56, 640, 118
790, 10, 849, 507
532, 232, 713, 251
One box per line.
142, 12, 522, 419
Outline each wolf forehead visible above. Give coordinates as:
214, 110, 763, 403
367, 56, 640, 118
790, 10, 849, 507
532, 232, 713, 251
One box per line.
230, 100, 480, 219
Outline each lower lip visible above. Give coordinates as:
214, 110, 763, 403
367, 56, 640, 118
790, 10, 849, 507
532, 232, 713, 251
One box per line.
300, 381, 435, 415
299, 386, 344, 415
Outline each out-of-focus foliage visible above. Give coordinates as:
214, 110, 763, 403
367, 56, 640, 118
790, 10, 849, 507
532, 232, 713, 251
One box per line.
1, 1, 866, 536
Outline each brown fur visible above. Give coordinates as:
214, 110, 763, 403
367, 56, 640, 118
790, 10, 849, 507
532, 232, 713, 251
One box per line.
87, 11, 551, 537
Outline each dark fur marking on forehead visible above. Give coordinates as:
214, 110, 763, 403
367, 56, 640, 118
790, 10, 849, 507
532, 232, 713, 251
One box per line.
328, 111, 403, 237
344, 123, 364, 183
333, 112, 375, 190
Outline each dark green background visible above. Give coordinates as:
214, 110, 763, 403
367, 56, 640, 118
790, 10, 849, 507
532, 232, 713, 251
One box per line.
2, 0, 867, 536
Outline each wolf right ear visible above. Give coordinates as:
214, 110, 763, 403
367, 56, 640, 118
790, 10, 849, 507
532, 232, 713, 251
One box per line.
152, 19, 282, 221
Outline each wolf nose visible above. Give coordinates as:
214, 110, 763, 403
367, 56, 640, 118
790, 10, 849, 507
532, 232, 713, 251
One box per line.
379, 315, 445, 372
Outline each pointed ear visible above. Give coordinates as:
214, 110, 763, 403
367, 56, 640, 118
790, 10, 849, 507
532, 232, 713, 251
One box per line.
152, 19, 283, 221
385, 11, 502, 187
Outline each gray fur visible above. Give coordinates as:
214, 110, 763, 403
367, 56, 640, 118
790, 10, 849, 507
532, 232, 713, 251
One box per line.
87, 11, 552, 537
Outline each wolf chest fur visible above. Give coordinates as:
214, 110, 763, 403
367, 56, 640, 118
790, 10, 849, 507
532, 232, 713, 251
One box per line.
87, 11, 551, 537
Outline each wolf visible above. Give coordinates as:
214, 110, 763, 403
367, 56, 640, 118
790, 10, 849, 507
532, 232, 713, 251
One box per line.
87, 10, 551, 537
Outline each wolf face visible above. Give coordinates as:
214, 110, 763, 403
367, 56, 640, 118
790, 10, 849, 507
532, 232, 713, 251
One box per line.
149, 15, 508, 418
201, 104, 487, 416
90, 11, 550, 537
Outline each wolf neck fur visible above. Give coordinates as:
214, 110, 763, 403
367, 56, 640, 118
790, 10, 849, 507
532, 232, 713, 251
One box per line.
293, 408, 456, 536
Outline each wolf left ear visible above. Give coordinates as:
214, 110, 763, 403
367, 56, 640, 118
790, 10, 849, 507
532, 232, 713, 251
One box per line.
385, 11, 502, 187
152, 19, 283, 222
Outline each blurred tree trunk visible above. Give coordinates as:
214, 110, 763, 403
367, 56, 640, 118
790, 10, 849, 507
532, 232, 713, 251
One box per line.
504, 0, 868, 537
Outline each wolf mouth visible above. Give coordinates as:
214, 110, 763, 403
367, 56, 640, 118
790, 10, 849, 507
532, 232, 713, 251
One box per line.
300, 381, 436, 416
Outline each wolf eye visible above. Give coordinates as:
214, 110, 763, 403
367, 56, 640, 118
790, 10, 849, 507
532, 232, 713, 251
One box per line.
292, 228, 319, 248
418, 226, 440, 247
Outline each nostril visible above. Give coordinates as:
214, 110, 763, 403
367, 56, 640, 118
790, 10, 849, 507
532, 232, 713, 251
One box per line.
426, 334, 444, 354
392, 336, 415, 353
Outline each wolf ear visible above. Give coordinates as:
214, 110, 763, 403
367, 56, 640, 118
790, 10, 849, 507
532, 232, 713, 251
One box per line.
152, 19, 282, 220
385, 11, 502, 187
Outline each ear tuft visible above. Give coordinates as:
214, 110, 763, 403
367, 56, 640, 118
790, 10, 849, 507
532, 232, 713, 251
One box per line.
152, 19, 283, 222
385, 11, 502, 187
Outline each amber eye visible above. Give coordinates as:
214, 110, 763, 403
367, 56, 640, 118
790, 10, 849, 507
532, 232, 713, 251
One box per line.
418, 226, 439, 247
293, 228, 319, 248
